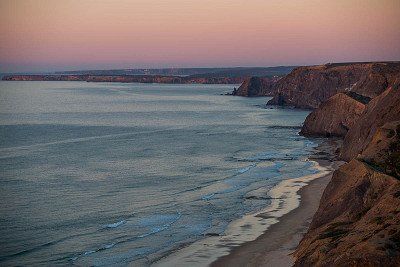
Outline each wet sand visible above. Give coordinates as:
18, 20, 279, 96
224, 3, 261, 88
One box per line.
211, 169, 333, 267
153, 140, 342, 267
152, 163, 336, 267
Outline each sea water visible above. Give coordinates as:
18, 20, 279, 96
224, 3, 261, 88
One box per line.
0, 81, 317, 266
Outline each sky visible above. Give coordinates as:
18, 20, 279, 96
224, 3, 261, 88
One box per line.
0, 0, 399, 72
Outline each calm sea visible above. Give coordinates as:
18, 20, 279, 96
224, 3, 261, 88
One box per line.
0, 81, 317, 266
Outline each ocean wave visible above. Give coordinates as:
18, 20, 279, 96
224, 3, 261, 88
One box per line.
104, 220, 126, 229
266, 125, 302, 130
137, 212, 182, 238
70, 242, 116, 262
201, 193, 215, 201
237, 163, 256, 174
71, 212, 181, 262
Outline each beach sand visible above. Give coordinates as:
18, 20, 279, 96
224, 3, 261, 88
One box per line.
211, 168, 332, 267
211, 140, 343, 267
153, 140, 342, 267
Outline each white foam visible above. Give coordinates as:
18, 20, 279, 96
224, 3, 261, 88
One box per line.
105, 220, 126, 229
152, 161, 331, 267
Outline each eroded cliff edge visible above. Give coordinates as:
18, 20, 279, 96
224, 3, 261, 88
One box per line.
293, 63, 400, 266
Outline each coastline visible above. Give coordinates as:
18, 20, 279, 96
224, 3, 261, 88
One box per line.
152, 140, 342, 267
211, 140, 343, 267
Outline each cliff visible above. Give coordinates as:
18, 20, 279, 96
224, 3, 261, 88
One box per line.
1, 66, 297, 85
295, 66, 400, 265
300, 92, 366, 137
359, 121, 400, 179
340, 84, 400, 161
267, 62, 400, 109
299, 66, 399, 158
55, 66, 296, 77
295, 122, 400, 266
294, 158, 400, 266
231, 76, 280, 96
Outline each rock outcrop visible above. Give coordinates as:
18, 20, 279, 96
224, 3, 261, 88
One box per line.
300, 92, 366, 137
267, 62, 400, 109
232, 76, 280, 96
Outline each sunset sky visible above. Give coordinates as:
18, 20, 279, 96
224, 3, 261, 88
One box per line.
1, 0, 399, 72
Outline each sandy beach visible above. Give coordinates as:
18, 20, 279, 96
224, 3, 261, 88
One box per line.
211, 141, 342, 267
152, 140, 342, 267
211, 168, 332, 266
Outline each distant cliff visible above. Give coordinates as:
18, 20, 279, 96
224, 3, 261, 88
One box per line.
1, 74, 244, 84
2, 66, 296, 85
231, 76, 281, 96
267, 62, 400, 109
55, 66, 296, 77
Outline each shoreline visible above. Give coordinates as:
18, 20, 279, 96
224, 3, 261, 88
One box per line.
152, 140, 341, 267
211, 164, 338, 266
211, 140, 342, 267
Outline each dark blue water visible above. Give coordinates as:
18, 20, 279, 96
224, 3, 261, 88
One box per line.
0, 81, 316, 266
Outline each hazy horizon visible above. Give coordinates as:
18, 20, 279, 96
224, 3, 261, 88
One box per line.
1, 0, 400, 73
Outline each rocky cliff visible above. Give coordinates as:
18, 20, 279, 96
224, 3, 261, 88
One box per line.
294, 157, 400, 266
340, 84, 400, 161
359, 121, 400, 179
295, 120, 400, 266
300, 92, 366, 137
295, 65, 400, 266
231, 76, 280, 96
267, 62, 400, 109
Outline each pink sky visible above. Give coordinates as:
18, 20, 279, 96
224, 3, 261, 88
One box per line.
1, 0, 399, 72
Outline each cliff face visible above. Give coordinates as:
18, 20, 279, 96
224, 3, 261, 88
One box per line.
340, 84, 400, 161
359, 121, 400, 179
267, 62, 400, 109
300, 93, 366, 137
295, 66, 400, 266
232, 76, 280, 96
296, 121, 400, 267
294, 158, 400, 267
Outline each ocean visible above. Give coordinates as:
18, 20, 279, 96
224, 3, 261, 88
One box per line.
0, 81, 320, 266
